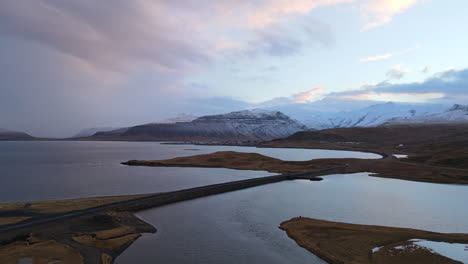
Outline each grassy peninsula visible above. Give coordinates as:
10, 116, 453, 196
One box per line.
280, 217, 468, 264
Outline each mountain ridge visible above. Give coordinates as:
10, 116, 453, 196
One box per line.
383, 104, 468, 125
92, 109, 307, 141
263, 102, 449, 129
0, 128, 34, 140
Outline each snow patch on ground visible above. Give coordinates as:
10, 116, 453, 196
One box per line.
372, 239, 468, 263
410, 239, 468, 263
372, 246, 383, 253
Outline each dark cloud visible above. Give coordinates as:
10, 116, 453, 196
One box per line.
325, 68, 468, 104
0, 1, 210, 72
0, 35, 193, 137
0, 0, 342, 137
378, 68, 468, 94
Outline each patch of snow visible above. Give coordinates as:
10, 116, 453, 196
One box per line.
393, 154, 408, 158
372, 246, 383, 253
373, 239, 468, 263
293, 102, 448, 129
410, 239, 468, 263
393, 245, 407, 250
385, 104, 468, 125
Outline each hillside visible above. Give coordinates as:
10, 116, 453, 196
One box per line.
92, 109, 307, 142
264, 123, 468, 170
384, 104, 468, 125
0, 128, 34, 140
268, 102, 447, 129
72, 127, 124, 138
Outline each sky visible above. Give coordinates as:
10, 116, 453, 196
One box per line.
1, 0, 468, 137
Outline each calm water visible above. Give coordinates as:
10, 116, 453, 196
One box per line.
0, 141, 379, 202
117, 174, 468, 264
2, 141, 466, 264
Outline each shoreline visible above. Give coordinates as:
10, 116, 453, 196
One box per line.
280, 217, 468, 264
122, 150, 468, 184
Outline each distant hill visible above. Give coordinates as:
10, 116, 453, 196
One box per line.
92, 109, 307, 142
264, 123, 468, 170
73, 127, 125, 138
383, 104, 468, 125
156, 114, 199, 124
0, 128, 34, 140
74, 115, 198, 138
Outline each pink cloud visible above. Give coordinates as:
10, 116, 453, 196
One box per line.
242, 0, 354, 28
0, 0, 422, 77
292, 87, 326, 103
359, 45, 420, 62
362, 0, 420, 30
360, 53, 393, 62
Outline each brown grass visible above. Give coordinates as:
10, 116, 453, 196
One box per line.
73, 233, 141, 250
0, 217, 31, 226
0, 239, 83, 264
0, 194, 151, 214
123, 150, 468, 184
280, 217, 468, 264
124, 151, 347, 173
0, 211, 156, 264
102, 253, 113, 264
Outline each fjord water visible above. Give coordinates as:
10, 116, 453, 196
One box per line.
117, 174, 468, 264
0, 141, 379, 202
2, 142, 467, 263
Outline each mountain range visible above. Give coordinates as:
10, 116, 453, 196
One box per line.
74, 102, 468, 142
91, 109, 306, 141
269, 102, 449, 129
383, 104, 468, 125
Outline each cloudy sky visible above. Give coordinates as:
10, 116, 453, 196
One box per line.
1, 0, 467, 137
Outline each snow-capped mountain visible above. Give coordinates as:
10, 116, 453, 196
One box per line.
272, 102, 448, 129
383, 104, 468, 125
93, 109, 306, 141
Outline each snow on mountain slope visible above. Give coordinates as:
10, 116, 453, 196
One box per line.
273, 102, 448, 129
188, 109, 307, 140
94, 109, 307, 141
384, 104, 468, 125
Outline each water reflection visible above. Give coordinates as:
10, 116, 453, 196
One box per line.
117, 173, 468, 264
